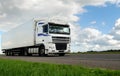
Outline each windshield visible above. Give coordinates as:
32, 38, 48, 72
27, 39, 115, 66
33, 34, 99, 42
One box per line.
49, 23, 70, 34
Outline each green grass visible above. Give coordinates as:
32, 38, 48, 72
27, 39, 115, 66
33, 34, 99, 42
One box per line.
0, 58, 120, 76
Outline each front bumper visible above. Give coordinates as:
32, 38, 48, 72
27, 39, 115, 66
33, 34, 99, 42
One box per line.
44, 40, 71, 54
46, 49, 70, 54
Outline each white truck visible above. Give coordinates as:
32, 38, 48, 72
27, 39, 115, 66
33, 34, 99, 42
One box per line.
2, 19, 71, 56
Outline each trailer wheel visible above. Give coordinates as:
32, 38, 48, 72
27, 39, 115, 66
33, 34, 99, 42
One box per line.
11, 52, 14, 56
19, 50, 24, 56
24, 50, 28, 56
5, 53, 7, 56
7, 51, 10, 56
5, 50, 8, 56
23, 48, 28, 56
9, 50, 14, 56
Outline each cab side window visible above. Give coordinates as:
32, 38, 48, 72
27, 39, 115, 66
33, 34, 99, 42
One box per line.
43, 24, 48, 33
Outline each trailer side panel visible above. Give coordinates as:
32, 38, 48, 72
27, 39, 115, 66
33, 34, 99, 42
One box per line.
2, 20, 34, 49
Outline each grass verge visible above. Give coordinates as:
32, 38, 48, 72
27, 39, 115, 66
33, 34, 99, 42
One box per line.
0, 58, 120, 76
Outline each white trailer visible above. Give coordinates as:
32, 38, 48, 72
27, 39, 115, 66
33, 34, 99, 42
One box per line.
2, 19, 71, 56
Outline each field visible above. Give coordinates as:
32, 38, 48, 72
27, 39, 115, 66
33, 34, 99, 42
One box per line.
0, 58, 120, 76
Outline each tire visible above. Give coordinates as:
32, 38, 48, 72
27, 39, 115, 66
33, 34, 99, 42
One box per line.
59, 53, 65, 56
18, 51, 22, 56
9, 51, 14, 56
8, 51, 10, 56
5, 51, 8, 56
39, 46, 45, 56
23, 48, 28, 56
24, 50, 28, 56
24, 48, 32, 56
20, 50, 25, 56
11, 52, 14, 56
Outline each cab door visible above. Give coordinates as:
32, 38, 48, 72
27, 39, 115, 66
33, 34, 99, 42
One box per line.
35, 21, 48, 44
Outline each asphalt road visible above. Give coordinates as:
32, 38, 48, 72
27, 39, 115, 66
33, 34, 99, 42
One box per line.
0, 54, 120, 70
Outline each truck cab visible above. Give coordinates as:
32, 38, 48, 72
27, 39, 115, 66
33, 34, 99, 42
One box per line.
35, 20, 71, 56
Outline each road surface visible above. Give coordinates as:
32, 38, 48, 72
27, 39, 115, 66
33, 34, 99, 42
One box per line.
0, 54, 120, 70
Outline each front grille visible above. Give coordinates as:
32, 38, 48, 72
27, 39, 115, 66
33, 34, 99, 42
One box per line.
55, 43, 67, 50
52, 36, 70, 43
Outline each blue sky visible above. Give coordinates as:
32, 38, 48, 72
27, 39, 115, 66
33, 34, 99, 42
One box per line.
78, 3, 120, 34
0, 0, 120, 53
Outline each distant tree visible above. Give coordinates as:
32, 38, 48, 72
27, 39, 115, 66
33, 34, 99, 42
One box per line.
87, 50, 94, 53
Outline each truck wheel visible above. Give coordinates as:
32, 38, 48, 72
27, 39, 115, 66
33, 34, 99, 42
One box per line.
24, 50, 28, 56
11, 52, 14, 56
20, 49, 24, 56
23, 48, 29, 56
9, 51, 14, 56
5, 51, 8, 56
59, 53, 65, 56
39, 47, 45, 56
10, 51, 12, 56
8, 51, 10, 56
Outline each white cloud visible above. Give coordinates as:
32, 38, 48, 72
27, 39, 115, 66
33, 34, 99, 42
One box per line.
0, 22, 17, 31
71, 18, 120, 52
71, 24, 103, 52
0, 0, 84, 31
90, 21, 96, 24
116, 0, 120, 7
115, 18, 120, 29
107, 0, 120, 7
0, 12, 7, 18
0, 0, 117, 31
111, 18, 120, 40
73, 0, 107, 6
